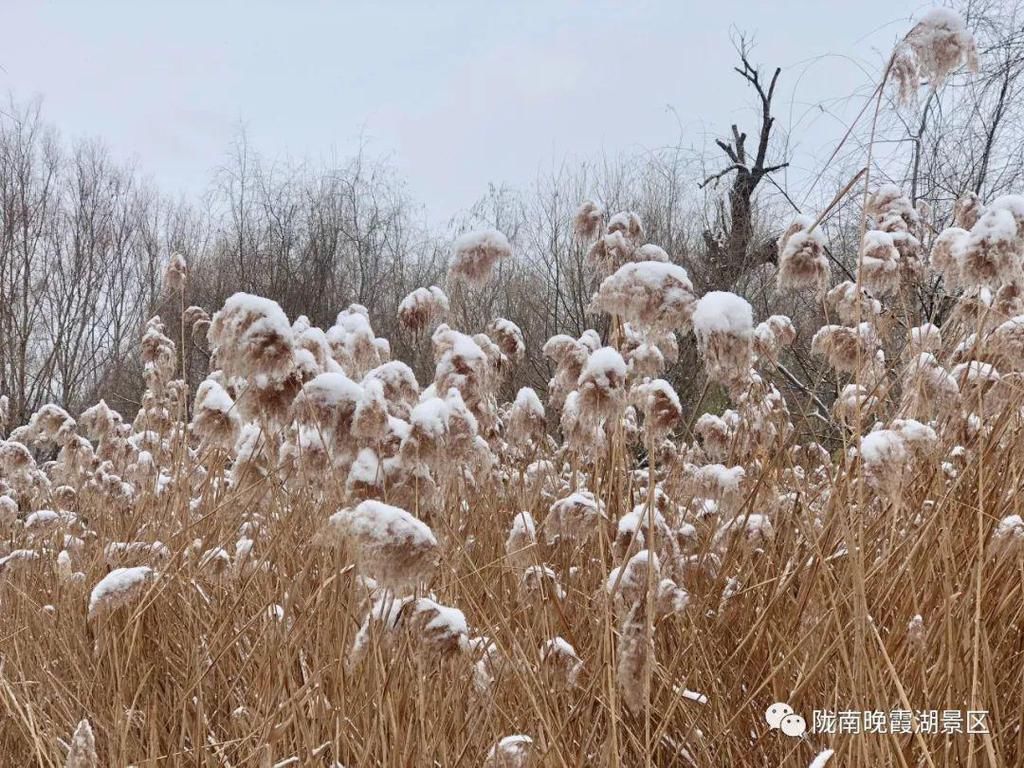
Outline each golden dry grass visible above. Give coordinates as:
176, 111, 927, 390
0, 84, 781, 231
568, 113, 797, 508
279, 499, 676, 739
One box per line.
2, 386, 1023, 767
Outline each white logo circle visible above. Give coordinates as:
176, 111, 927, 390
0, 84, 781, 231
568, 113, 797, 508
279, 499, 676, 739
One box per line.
780, 713, 807, 737
765, 702, 794, 729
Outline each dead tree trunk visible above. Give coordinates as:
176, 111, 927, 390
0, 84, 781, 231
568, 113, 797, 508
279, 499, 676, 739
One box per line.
698, 46, 788, 293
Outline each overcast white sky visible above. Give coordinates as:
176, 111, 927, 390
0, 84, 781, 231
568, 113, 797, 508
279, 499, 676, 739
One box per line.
0, 1, 926, 224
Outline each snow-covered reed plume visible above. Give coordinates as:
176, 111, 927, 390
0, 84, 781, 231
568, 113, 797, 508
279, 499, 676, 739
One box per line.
576, 347, 627, 426
960, 197, 1024, 288
691, 292, 754, 385
64, 719, 97, 768
449, 229, 512, 286
398, 286, 449, 332
163, 252, 188, 292
777, 214, 829, 291
811, 323, 880, 375
539, 636, 583, 688
860, 230, 902, 295
483, 734, 534, 768
573, 199, 604, 240
545, 490, 607, 545
191, 380, 239, 449
209, 293, 296, 388
349, 593, 467, 665
488, 318, 526, 365
506, 387, 546, 448
892, 8, 978, 105
327, 500, 438, 590
88, 566, 155, 623
593, 261, 697, 331
632, 378, 682, 438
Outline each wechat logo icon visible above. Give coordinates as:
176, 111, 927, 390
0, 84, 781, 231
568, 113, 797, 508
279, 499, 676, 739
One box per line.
765, 702, 807, 737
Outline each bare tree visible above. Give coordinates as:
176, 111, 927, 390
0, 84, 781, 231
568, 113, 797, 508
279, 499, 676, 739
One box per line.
698, 40, 788, 293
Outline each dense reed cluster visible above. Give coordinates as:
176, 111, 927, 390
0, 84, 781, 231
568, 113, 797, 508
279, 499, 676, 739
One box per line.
0, 8, 1019, 767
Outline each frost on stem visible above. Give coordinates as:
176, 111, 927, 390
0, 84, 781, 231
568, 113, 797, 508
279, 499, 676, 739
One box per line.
593, 261, 697, 332
776, 215, 829, 292
64, 718, 97, 768
449, 229, 512, 286
483, 734, 534, 768
327, 500, 438, 590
